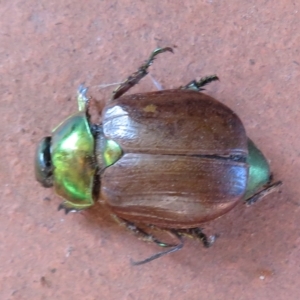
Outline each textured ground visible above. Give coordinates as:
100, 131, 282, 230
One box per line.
1, 1, 299, 299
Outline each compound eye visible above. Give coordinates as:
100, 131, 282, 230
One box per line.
34, 136, 53, 187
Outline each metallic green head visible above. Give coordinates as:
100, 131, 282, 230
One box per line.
35, 86, 97, 212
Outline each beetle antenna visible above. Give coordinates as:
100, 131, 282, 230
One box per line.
130, 231, 184, 266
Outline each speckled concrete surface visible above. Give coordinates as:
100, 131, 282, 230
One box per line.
1, 1, 299, 299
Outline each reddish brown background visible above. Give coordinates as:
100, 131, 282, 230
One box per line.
1, 1, 299, 299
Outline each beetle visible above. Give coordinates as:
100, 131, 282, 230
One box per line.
35, 47, 281, 265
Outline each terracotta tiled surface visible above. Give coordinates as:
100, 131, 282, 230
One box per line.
1, 1, 299, 299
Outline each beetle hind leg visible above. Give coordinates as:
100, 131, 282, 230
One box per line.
181, 75, 219, 91
112, 215, 185, 265
177, 227, 216, 248
131, 231, 184, 266
112, 215, 176, 247
112, 47, 173, 100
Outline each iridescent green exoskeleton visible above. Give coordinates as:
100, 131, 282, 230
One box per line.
34, 85, 122, 213
35, 47, 281, 265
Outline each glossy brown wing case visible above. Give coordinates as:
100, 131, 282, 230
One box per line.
101, 90, 249, 228
102, 90, 248, 157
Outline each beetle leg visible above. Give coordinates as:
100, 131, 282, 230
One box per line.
58, 202, 82, 214
177, 228, 216, 248
77, 84, 90, 112
112, 215, 175, 247
57, 199, 95, 214
131, 231, 184, 266
245, 180, 282, 206
111, 47, 173, 100
181, 75, 219, 91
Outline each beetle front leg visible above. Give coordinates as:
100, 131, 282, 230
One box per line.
111, 47, 173, 100
245, 180, 282, 206
57, 200, 94, 214
181, 75, 219, 91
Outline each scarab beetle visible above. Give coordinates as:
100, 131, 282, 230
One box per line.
35, 48, 281, 265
